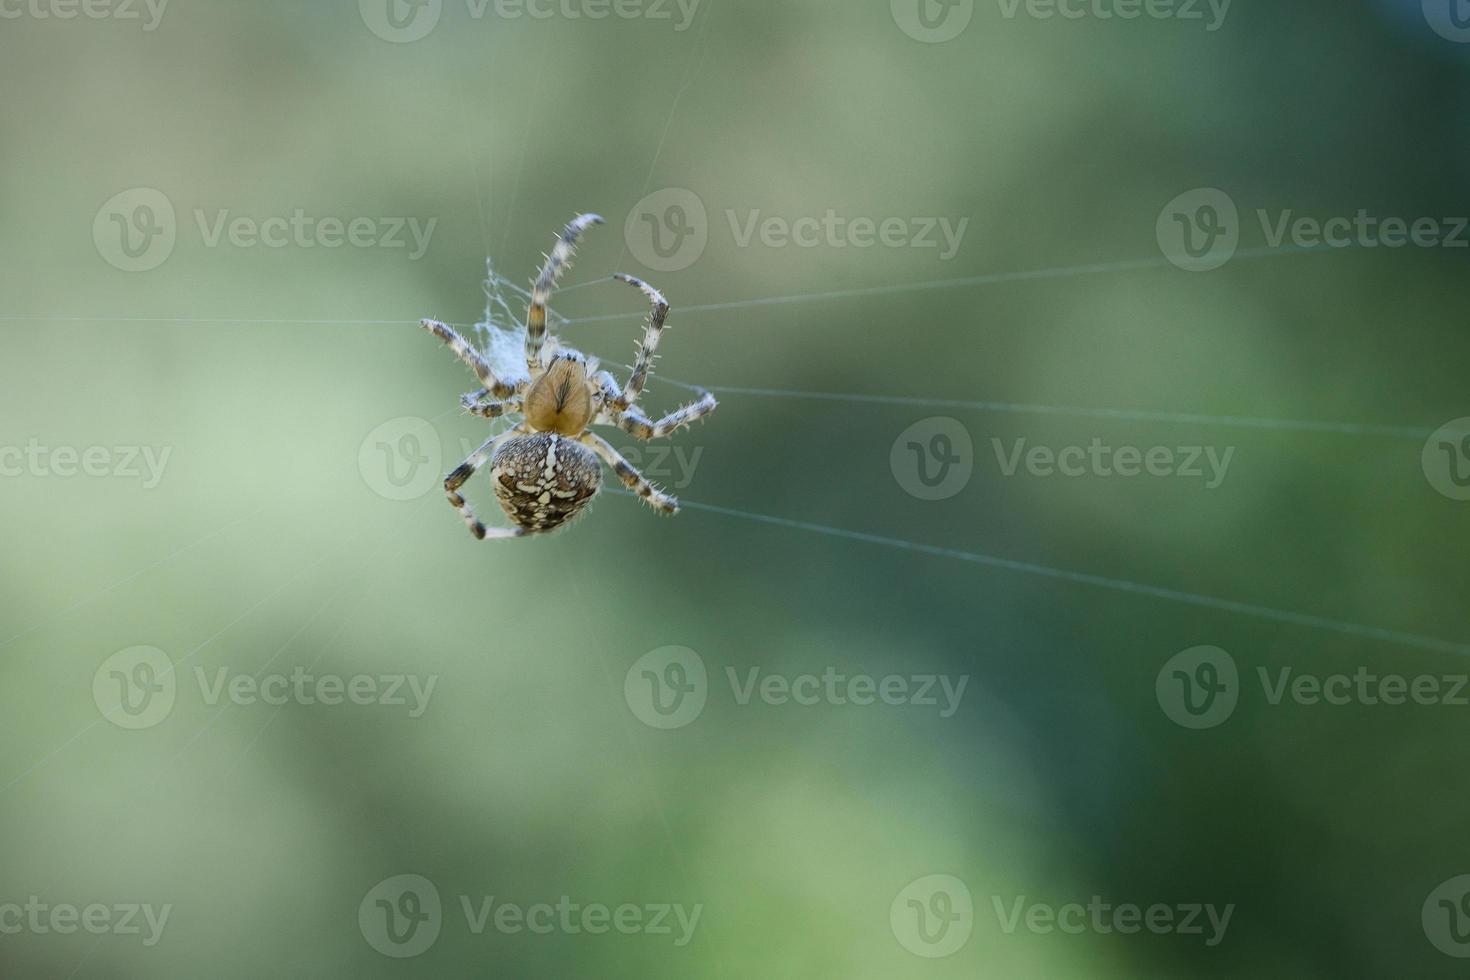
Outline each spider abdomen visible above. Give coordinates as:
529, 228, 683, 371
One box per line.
490, 432, 601, 532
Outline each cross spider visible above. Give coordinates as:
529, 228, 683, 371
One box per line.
419, 214, 718, 540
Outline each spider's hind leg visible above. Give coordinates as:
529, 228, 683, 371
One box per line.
444, 427, 523, 540
578, 431, 678, 515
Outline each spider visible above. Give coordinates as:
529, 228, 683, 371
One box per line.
419, 213, 718, 540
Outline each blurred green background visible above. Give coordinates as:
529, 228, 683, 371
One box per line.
3, 0, 1470, 976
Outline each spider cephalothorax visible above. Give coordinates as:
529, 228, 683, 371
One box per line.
420, 214, 717, 540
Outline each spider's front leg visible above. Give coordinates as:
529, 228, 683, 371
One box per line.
610, 273, 669, 410
460, 392, 522, 420
421, 319, 516, 399
526, 213, 603, 374
444, 426, 530, 540
578, 432, 679, 515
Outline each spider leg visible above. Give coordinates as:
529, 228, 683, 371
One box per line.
461, 373, 532, 410
607, 392, 719, 440
461, 394, 523, 420
421, 319, 516, 399
610, 273, 670, 410
578, 431, 678, 515
444, 426, 525, 540
526, 213, 603, 375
